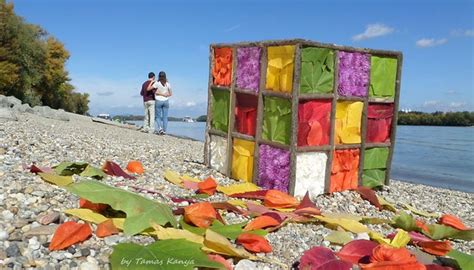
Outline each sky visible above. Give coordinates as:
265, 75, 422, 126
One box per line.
12, 0, 474, 116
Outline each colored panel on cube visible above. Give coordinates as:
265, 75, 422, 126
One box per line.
335, 101, 363, 144
266, 45, 295, 93
337, 51, 370, 97
370, 56, 397, 98
295, 152, 328, 197
367, 103, 394, 143
298, 100, 331, 146
236, 47, 261, 92
211, 89, 230, 132
258, 144, 290, 192
300, 47, 334, 94
362, 147, 389, 188
231, 139, 255, 182
330, 149, 359, 192
209, 135, 228, 174
262, 96, 292, 145
235, 93, 258, 136
212, 47, 233, 87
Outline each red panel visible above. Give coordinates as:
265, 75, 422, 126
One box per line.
298, 100, 331, 146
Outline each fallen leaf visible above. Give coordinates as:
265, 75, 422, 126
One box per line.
425, 264, 455, 270
202, 229, 255, 259
79, 165, 107, 179
299, 246, 338, 270
181, 175, 201, 183
49, 221, 92, 250
263, 190, 299, 208
230, 190, 268, 200
126, 160, 144, 174
79, 198, 108, 213
426, 224, 474, 241
198, 177, 217, 195
262, 212, 287, 224
418, 240, 452, 256
446, 249, 474, 270
211, 202, 247, 215
217, 182, 260, 196
388, 231, 432, 244
361, 217, 392, 225
184, 202, 217, 228
324, 231, 353, 245
439, 214, 469, 231
164, 170, 183, 186
337, 239, 379, 264
357, 187, 382, 210
38, 172, 73, 186
96, 219, 119, 238
29, 164, 54, 174
416, 219, 430, 233
227, 199, 248, 208
315, 216, 370, 233
360, 245, 426, 270
102, 161, 135, 180
389, 229, 411, 248
294, 207, 321, 217
67, 180, 176, 235
236, 233, 272, 253
392, 211, 420, 232
110, 239, 223, 270
152, 223, 204, 244
244, 216, 280, 231
207, 254, 233, 270
54, 162, 88, 175
183, 180, 199, 190
314, 260, 352, 270
402, 203, 439, 218
296, 192, 316, 210
323, 212, 363, 221
64, 208, 124, 230
376, 195, 397, 212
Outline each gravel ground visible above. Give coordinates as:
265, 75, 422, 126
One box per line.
0, 113, 472, 269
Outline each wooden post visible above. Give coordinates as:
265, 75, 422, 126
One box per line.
225, 47, 238, 176
204, 46, 215, 167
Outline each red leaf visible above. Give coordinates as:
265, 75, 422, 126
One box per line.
337, 240, 379, 264
388, 231, 432, 244
262, 212, 287, 223
49, 221, 92, 250
417, 240, 452, 256
173, 208, 184, 215
79, 198, 108, 213
102, 161, 135, 179
356, 187, 382, 210
198, 177, 217, 195
170, 197, 197, 204
439, 214, 469, 230
126, 160, 144, 174
244, 215, 280, 231
245, 202, 287, 222
300, 246, 338, 270
425, 264, 455, 270
183, 180, 199, 190
236, 233, 272, 253
184, 202, 217, 228
294, 207, 321, 217
416, 219, 430, 233
230, 190, 268, 200
207, 254, 233, 270
211, 202, 247, 216
264, 190, 299, 208
96, 219, 119, 238
296, 191, 317, 210
361, 245, 426, 270
315, 260, 352, 270
29, 164, 54, 174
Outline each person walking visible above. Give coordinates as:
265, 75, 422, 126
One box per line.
153, 71, 172, 135
140, 72, 156, 133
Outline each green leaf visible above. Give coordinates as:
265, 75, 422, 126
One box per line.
392, 211, 419, 232
426, 224, 474, 241
300, 47, 334, 94
447, 249, 474, 270
362, 169, 386, 188
179, 217, 206, 235
80, 165, 106, 179
262, 96, 291, 145
38, 172, 73, 186
369, 56, 397, 98
377, 196, 397, 212
54, 162, 88, 176
110, 239, 223, 270
401, 203, 439, 218
361, 217, 392, 224
363, 148, 389, 169
67, 180, 177, 235
324, 231, 352, 245
211, 88, 230, 132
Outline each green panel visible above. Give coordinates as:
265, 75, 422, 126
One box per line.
364, 147, 389, 170
369, 56, 397, 98
362, 169, 386, 188
211, 88, 230, 132
262, 96, 292, 145
300, 47, 334, 94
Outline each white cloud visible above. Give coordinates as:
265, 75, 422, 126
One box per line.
420, 100, 471, 112
416, 38, 448, 48
451, 29, 474, 37
448, 102, 466, 108
352, 23, 394, 41
423, 100, 441, 107
186, 101, 196, 107
223, 24, 241, 33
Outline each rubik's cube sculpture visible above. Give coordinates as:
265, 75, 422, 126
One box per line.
204, 39, 402, 198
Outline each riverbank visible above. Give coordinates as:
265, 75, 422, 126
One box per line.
0, 113, 473, 269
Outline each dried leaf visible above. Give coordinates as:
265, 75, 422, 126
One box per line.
294, 207, 321, 216
230, 190, 268, 200
296, 191, 316, 210
207, 254, 233, 270
183, 180, 199, 190
357, 187, 382, 210
376, 195, 397, 212
211, 202, 247, 215
439, 214, 469, 231
323, 212, 363, 221
64, 208, 125, 230
152, 223, 204, 244
390, 229, 411, 248
217, 182, 260, 195
79, 198, 108, 213
324, 231, 353, 245
38, 172, 73, 186
402, 203, 439, 218
227, 199, 248, 208
314, 260, 352, 270
315, 216, 370, 233
164, 170, 183, 186
263, 190, 299, 208
337, 239, 379, 264
126, 160, 144, 174
198, 177, 217, 195
202, 229, 256, 259
96, 219, 119, 238
29, 164, 54, 174
361, 245, 425, 270
184, 202, 217, 228
425, 264, 455, 270
418, 240, 452, 256
102, 161, 135, 179
236, 233, 272, 253
49, 221, 92, 250
299, 246, 337, 270
361, 217, 392, 225
244, 216, 280, 231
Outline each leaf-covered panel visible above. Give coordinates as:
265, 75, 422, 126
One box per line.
370, 56, 398, 98
300, 47, 334, 94
211, 88, 230, 132
262, 96, 291, 145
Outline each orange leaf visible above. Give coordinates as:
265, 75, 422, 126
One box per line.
49, 221, 92, 251
207, 254, 233, 270
417, 240, 452, 256
439, 214, 469, 230
263, 190, 299, 208
236, 233, 272, 253
184, 202, 217, 228
79, 198, 108, 213
244, 215, 280, 231
360, 245, 425, 270
416, 219, 430, 233
126, 160, 144, 174
198, 177, 217, 195
96, 219, 119, 238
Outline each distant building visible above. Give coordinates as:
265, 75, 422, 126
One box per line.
183, 116, 195, 123
97, 113, 111, 120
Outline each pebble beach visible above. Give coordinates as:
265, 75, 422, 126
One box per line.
0, 112, 473, 269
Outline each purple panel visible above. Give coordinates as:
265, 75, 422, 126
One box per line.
236, 47, 261, 92
258, 144, 290, 192
337, 51, 370, 97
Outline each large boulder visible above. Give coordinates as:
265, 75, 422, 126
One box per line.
0, 107, 17, 122
32, 106, 70, 121
16, 103, 34, 114
0, 95, 22, 109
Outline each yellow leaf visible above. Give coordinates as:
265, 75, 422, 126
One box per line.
164, 170, 183, 186
64, 209, 124, 230
324, 231, 353, 245
216, 182, 260, 196
322, 212, 363, 221
402, 203, 439, 218
38, 173, 73, 186
369, 231, 391, 245
151, 224, 203, 245
272, 207, 295, 212
202, 229, 256, 259
181, 175, 201, 183
377, 195, 397, 212
314, 216, 369, 233
390, 229, 410, 248
227, 199, 248, 208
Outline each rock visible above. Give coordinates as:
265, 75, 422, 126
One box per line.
32, 106, 69, 121
50, 251, 66, 261
80, 248, 90, 257
235, 259, 257, 270
0, 108, 17, 122
28, 237, 41, 250
16, 103, 34, 114
37, 212, 60, 225
80, 262, 100, 270
0, 95, 21, 109
2, 210, 14, 221
67, 247, 76, 254
104, 235, 122, 246
23, 225, 58, 237
0, 230, 9, 240
6, 243, 21, 257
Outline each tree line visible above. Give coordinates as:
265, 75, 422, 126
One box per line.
398, 111, 473, 126
0, 1, 89, 114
